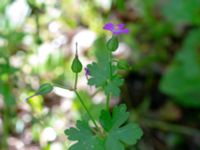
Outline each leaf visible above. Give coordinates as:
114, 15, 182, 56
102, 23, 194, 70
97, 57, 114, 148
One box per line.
87, 62, 123, 96
104, 76, 124, 97
88, 37, 124, 96
100, 104, 143, 150
87, 62, 110, 87
93, 36, 109, 64
65, 120, 104, 150
160, 29, 200, 107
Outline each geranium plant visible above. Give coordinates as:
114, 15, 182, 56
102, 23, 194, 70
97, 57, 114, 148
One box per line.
27, 22, 143, 150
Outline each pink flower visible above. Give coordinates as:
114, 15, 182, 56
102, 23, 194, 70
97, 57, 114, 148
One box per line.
103, 22, 129, 35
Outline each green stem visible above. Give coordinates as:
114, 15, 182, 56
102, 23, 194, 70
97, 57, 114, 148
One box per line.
105, 49, 113, 111
75, 91, 100, 131
109, 51, 112, 79
74, 73, 78, 90
73, 72, 100, 131
106, 94, 110, 111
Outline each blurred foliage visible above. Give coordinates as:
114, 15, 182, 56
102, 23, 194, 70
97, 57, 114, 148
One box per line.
0, 0, 200, 149
160, 29, 200, 107
162, 0, 200, 25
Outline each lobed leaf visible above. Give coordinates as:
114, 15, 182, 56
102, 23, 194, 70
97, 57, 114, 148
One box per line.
65, 120, 104, 150
87, 62, 123, 97
100, 104, 143, 150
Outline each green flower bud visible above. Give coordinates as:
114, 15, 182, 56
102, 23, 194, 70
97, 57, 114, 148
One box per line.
71, 56, 82, 73
25, 83, 53, 101
36, 83, 53, 95
107, 36, 119, 51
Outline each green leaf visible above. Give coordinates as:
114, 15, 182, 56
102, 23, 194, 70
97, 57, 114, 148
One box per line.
65, 120, 104, 150
104, 76, 124, 97
87, 62, 123, 96
87, 62, 111, 87
160, 29, 200, 107
93, 36, 109, 63
100, 104, 143, 150
87, 37, 123, 96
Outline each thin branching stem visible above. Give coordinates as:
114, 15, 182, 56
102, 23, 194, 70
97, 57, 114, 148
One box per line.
75, 90, 100, 131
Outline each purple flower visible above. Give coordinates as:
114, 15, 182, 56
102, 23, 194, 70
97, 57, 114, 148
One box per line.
84, 67, 90, 79
103, 22, 129, 35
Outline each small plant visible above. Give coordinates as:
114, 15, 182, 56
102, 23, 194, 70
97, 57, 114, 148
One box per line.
27, 22, 143, 150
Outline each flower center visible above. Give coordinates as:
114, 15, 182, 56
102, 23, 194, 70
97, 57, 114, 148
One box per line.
113, 25, 121, 32
114, 25, 119, 30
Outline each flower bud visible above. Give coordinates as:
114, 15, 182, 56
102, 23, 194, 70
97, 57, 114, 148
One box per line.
71, 56, 82, 73
106, 36, 119, 51
36, 83, 53, 95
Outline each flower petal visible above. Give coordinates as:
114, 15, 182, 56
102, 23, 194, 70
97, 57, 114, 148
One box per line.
103, 22, 114, 31
113, 28, 129, 35
117, 23, 125, 29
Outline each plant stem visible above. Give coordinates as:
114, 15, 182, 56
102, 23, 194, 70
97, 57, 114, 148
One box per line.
73, 71, 100, 131
74, 73, 78, 90
75, 91, 100, 131
25, 94, 37, 101
105, 49, 113, 111
106, 94, 110, 112
109, 51, 112, 79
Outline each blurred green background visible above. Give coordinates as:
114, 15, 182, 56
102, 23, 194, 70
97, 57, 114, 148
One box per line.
0, 0, 200, 150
